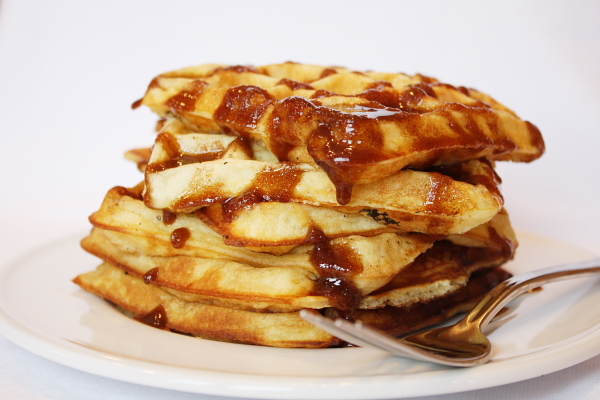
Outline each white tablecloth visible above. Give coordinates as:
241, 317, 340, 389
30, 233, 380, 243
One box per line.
1, 1, 599, 399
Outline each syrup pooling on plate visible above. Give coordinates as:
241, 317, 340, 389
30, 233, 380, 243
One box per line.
74, 62, 544, 348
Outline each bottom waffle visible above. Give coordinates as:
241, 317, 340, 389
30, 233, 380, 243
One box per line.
73, 262, 510, 348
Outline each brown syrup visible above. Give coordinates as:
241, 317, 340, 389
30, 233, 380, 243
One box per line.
305, 104, 392, 204
213, 85, 275, 138
398, 83, 437, 111
315, 161, 354, 206
155, 67, 540, 209
145, 132, 225, 173
146, 152, 224, 173
277, 78, 314, 90
268, 96, 319, 161
359, 81, 400, 108
148, 77, 161, 89
165, 80, 208, 113
487, 226, 516, 260
268, 97, 410, 204
143, 267, 159, 284
308, 228, 363, 314
162, 210, 177, 225
171, 192, 228, 212
319, 68, 338, 79
131, 98, 143, 109
221, 163, 304, 222
233, 136, 255, 159
265, 86, 519, 205
310, 89, 335, 99
421, 173, 455, 216
135, 305, 168, 329
171, 227, 191, 249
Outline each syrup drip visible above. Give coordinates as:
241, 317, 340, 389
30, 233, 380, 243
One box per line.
131, 98, 143, 109
214, 85, 275, 138
135, 305, 169, 329
171, 228, 191, 249
162, 210, 177, 225
143, 267, 159, 284
487, 227, 516, 260
308, 228, 363, 314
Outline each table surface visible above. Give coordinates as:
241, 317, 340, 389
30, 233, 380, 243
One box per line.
1, 1, 599, 399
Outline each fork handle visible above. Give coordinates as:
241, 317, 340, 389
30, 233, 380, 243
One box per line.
464, 257, 600, 330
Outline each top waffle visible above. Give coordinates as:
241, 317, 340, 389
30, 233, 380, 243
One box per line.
135, 62, 545, 205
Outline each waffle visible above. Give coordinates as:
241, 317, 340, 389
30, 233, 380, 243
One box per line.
81, 188, 514, 313
73, 256, 511, 348
74, 62, 543, 348
144, 118, 504, 236
136, 62, 544, 204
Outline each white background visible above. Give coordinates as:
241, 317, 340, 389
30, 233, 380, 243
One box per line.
0, 1, 599, 399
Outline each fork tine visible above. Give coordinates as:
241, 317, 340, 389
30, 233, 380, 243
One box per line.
299, 310, 432, 361
299, 310, 458, 365
299, 310, 381, 349
342, 319, 445, 361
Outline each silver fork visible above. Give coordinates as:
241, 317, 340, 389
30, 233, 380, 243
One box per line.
300, 257, 600, 367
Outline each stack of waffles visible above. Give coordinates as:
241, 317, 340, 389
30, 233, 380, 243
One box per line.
74, 62, 544, 347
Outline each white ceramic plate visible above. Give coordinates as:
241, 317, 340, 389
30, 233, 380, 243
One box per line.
0, 232, 599, 399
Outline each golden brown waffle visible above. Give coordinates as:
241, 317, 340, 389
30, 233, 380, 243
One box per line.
85, 187, 435, 307
80, 186, 515, 313
143, 117, 504, 235
73, 261, 510, 348
81, 227, 511, 313
136, 62, 544, 205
